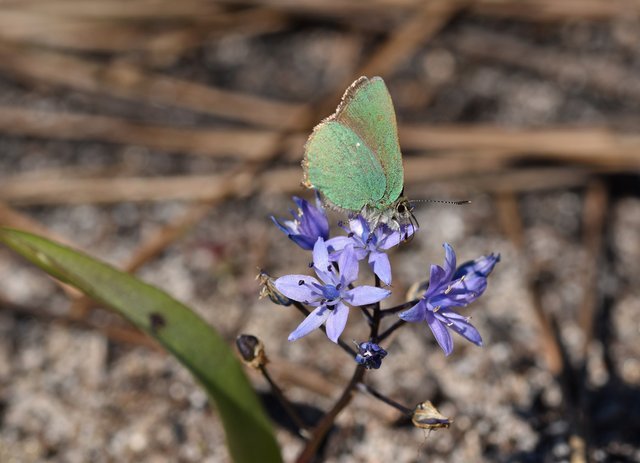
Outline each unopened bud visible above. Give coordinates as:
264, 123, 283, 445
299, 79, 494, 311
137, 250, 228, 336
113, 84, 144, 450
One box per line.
236, 334, 268, 369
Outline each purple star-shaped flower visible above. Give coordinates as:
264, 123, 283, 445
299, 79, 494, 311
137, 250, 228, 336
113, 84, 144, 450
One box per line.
275, 238, 391, 343
399, 243, 499, 356
271, 192, 329, 250
326, 216, 414, 286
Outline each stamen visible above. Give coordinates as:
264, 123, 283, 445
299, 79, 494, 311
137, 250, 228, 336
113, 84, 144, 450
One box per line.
433, 305, 441, 313
444, 285, 453, 295
327, 265, 332, 272
298, 279, 305, 286
308, 262, 314, 268
348, 232, 355, 238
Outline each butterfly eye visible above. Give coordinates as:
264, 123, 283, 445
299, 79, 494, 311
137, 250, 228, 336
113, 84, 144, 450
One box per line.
397, 203, 406, 214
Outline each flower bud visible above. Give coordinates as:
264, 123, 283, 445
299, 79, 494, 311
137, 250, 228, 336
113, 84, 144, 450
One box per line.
236, 334, 268, 369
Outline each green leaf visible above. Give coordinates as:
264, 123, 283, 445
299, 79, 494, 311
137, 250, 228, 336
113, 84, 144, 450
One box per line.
0, 227, 282, 463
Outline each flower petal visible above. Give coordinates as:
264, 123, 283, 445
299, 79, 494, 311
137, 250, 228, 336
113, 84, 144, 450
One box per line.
449, 274, 488, 305
325, 302, 349, 343
274, 275, 320, 302
339, 245, 359, 285
426, 311, 454, 356
271, 196, 329, 250
289, 234, 317, 250
325, 236, 352, 253
288, 305, 331, 341
349, 216, 367, 238
313, 237, 330, 268
434, 307, 468, 321
399, 300, 427, 323
294, 195, 329, 241
313, 238, 336, 285
447, 317, 483, 347
346, 286, 391, 306
453, 252, 500, 279
429, 292, 466, 309
442, 243, 457, 282
368, 251, 392, 285
426, 264, 447, 297
377, 228, 402, 250
271, 215, 292, 234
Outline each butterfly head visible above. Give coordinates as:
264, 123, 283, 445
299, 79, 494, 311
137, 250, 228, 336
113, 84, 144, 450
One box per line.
392, 196, 419, 241
361, 195, 417, 241
393, 196, 413, 225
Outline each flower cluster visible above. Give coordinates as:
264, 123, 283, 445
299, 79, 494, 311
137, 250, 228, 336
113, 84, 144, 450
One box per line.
269, 194, 499, 366
399, 243, 499, 356
271, 192, 329, 250
274, 238, 390, 343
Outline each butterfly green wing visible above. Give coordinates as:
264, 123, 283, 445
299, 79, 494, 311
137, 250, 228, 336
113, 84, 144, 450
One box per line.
304, 120, 386, 212
334, 76, 404, 209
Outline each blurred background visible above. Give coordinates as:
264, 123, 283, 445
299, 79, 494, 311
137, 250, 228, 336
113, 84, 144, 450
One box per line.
0, 0, 639, 462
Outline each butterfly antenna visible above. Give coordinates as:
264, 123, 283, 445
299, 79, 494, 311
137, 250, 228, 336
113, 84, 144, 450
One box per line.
410, 199, 471, 206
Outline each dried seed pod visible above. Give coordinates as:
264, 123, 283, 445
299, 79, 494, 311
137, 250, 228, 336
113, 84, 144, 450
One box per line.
257, 270, 291, 306
411, 400, 452, 430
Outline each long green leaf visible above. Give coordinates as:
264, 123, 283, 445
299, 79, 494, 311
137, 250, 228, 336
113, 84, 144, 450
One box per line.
0, 227, 282, 463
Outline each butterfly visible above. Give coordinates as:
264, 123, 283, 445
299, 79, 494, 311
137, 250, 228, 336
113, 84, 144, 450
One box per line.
302, 76, 414, 231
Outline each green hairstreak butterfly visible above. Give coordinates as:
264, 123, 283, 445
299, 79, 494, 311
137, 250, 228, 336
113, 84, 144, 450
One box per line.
302, 76, 413, 230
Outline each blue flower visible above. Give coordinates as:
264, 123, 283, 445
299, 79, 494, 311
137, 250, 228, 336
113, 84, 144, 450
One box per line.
454, 252, 501, 280
272, 192, 329, 250
275, 238, 391, 343
326, 216, 414, 286
399, 243, 499, 356
354, 341, 387, 369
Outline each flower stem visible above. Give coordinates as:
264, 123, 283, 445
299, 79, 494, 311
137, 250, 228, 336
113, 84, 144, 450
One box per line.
376, 319, 406, 343
360, 306, 375, 324
370, 274, 382, 338
260, 364, 310, 439
295, 365, 366, 463
356, 382, 413, 415
379, 299, 418, 317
